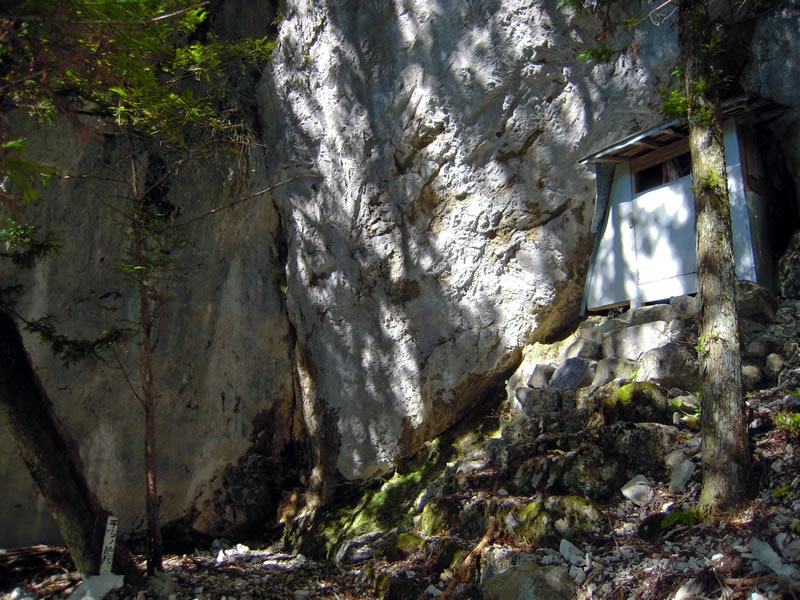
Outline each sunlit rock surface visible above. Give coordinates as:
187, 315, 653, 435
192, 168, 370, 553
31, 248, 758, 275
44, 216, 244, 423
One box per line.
257, 0, 679, 480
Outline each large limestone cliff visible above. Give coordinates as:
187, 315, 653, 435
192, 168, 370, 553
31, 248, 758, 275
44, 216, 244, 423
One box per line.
1, 0, 798, 546
256, 0, 679, 482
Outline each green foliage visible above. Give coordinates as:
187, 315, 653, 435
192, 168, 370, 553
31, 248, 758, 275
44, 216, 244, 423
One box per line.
776, 410, 800, 434
0, 216, 60, 268
661, 508, 697, 529
1, 139, 57, 205
1, 1, 273, 145
661, 88, 689, 118
623, 15, 643, 29
24, 315, 133, 366
660, 76, 729, 126
694, 168, 726, 196
772, 482, 792, 499
577, 44, 615, 63
171, 35, 275, 84
655, 2, 733, 125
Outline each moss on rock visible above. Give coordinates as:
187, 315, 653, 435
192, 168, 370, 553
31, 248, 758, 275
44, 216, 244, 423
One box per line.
388, 531, 422, 561
419, 496, 461, 536
296, 441, 449, 559
493, 495, 602, 548
601, 382, 671, 424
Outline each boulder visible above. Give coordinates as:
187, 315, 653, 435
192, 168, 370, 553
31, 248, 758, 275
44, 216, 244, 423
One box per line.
515, 386, 562, 417
766, 353, 787, 383
736, 280, 778, 322
601, 320, 673, 360
494, 496, 601, 547
480, 546, 538, 584
621, 303, 678, 326
5, 0, 800, 549
563, 338, 602, 360
260, 0, 639, 483
670, 294, 701, 319
501, 413, 541, 444
335, 530, 392, 565
550, 357, 597, 389
559, 539, 587, 567
373, 571, 423, 600
664, 450, 696, 494
636, 342, 700, 390
558, 443, 628, 501
485, 438, 512, 468
591, 357, 640, 387
481, 563, 574, 600
528, 364, 556, 389
419, 496, 463, 537
621, 474, 654, 507
598, 382, 673, 426
614, 423, 682, 472
742, 363, 764, 391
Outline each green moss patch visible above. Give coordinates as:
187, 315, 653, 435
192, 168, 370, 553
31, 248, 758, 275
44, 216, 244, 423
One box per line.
602, 382, 670, 424
494, 495, 602, 548
300, 450, 446, 559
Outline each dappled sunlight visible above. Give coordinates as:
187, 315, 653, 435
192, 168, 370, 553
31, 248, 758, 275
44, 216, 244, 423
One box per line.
261, 0, 677, 482
583, 104, 780, 312
4, 1, 800, 595
634, 175, 696, 285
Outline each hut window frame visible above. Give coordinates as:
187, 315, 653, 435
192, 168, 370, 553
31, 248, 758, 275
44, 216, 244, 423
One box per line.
631, 138, 692, 195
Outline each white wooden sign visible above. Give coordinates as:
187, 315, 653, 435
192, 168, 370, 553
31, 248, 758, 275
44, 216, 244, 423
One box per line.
100, 515, 118, 574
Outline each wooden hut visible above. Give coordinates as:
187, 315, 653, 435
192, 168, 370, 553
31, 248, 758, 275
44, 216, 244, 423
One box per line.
581, 96, 785, 312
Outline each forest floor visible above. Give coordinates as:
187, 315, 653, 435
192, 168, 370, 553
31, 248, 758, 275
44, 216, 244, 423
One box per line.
3, 387, 800, 600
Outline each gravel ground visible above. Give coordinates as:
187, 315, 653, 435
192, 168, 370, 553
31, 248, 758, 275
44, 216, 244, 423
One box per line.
3, 392, 800, 600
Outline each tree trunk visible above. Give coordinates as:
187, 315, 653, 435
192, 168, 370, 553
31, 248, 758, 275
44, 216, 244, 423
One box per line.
136, 218, 163, 575
678, 0, 750, 516
129, 145, 163, 574
144, 402, 162, 574
0, 309, 141, 582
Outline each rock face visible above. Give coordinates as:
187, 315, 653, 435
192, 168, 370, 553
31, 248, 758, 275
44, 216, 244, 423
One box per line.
0, 121, 299, 545
257, 0, 680, 482
2, 0, 800, 546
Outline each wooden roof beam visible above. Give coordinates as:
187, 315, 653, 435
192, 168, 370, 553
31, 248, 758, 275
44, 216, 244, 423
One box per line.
630, 137, 691, 172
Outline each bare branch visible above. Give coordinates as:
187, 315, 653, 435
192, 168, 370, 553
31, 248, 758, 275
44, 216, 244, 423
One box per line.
112, 346, 146, 410
645, 0, 677, 26
178, 176, 320, 227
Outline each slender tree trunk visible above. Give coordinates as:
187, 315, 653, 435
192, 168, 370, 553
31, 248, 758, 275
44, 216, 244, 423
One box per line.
129, 146, 163, 574
143, 402, 161, 574
134, 209, 164, 575
678, 0, 749, 517
0, 309, 141, 582
140, 290, 162, 574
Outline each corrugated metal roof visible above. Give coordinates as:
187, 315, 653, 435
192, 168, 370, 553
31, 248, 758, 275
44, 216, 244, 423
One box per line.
580, 95, 786, 165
